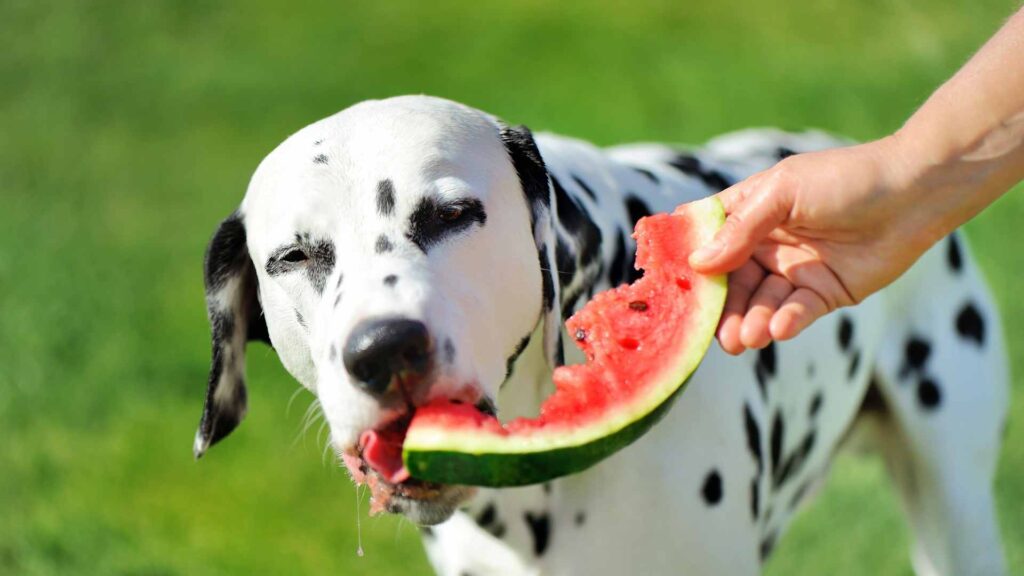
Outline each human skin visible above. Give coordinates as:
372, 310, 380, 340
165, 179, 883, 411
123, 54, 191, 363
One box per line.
689, 6, 1024, 355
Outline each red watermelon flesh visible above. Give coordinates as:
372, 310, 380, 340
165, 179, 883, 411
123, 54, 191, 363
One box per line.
401, 196, 726, 487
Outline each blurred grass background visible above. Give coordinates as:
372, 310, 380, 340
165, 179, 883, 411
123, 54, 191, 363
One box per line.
1, 0, 1021, 574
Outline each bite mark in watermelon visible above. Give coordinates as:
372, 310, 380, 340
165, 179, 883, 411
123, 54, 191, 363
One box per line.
402, 196, 727, 487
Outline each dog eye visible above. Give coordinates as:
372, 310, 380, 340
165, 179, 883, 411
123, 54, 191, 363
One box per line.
281, 248, 309, 263
438, 205, 464, 223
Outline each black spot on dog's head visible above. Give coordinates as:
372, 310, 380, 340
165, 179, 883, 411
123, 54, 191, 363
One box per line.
574, 511, 586, 526
743, 403, 763, 472
554, 239, 576, 289
383, 274, 398, 287
955, 302, 985, 345
443, 338, 455, 364
376, 179, 396, 217
375, 235, 394, 254
608, 229, 628, 288
313, 154, 328, 165
701, 469, 724, 506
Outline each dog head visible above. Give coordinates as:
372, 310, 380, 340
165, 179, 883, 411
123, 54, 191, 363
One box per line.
194, 96, 563, 524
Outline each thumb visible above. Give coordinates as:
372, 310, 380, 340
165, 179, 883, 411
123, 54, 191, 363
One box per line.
690, 180, 792, 274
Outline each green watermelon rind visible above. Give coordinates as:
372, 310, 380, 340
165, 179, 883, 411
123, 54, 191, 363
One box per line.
402, 196, 727, 487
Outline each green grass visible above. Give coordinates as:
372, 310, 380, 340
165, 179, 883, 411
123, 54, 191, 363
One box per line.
1, 0, 1021, 573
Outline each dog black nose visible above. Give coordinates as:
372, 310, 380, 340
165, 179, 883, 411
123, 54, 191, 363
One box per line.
343, 318, 431, 395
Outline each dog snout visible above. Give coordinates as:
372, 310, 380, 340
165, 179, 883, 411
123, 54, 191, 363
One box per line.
342, 318, 431, 395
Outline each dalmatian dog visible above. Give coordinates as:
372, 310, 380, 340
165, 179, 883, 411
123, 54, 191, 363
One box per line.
194, 95, 1009, 575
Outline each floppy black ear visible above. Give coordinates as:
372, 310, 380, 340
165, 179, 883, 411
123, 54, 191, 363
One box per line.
498, 123, 565, 368
193, 210, 270, 459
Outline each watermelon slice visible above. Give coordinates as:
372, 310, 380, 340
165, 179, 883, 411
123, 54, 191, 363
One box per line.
401, 196, 726, 487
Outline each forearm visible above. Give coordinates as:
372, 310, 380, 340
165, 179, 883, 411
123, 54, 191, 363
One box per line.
889, 6, 1024, 239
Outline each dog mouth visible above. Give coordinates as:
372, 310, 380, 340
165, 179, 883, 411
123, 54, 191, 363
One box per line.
341, 407, 483, 523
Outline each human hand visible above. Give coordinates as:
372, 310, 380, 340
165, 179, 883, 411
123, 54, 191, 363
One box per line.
688, 136, 940, 355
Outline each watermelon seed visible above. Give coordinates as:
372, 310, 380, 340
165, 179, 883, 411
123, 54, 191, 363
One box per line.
574, 328, 587, 341
619, 337, 640, 350
628, 300, 648, 311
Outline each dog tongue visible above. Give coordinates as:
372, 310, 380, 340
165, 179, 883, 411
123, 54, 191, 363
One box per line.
360, 428, 410, 484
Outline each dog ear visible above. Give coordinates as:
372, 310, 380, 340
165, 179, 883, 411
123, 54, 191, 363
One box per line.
498, 123, 565, 368
193, 210, 270, 459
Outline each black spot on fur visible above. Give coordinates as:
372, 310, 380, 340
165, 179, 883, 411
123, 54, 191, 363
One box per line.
538, 244, 555, 312
608, 230, 628, 287
769, 411, 784, 475
789, 480, 811, 511
334, 292, 342, 308
750, 478, 760, 521
760, 530, 778, 561
848, 349, 861, 380
900, 336, 932, 379
543, 482, 552, 495
329, 344, 337, 363
838, 315, 854, 351
809, 391, 823, 418
376, 179, 396, 216
295, 310, 306, 328
265, 237, 336, 294
554, 239, 576, 289
444, 338, 455, 364
743, 404, 763, 473
335, 273, 344, 290
505, 333, 532, 380
551, 176, 603, 267
313, 154, 328, 165
524, 512, 551, 556
575, 511, 586, 526
955, 302, 985, 345
632, 166, 659, 184
807, 362, 815, 379
407, 197, 487, 253
754, 364, 768, 399
571, 175, 597, 200
947, 234, 963, 272
624, 195, 652, 228
776, 147, 797, 160
375, 235, 394, 254
918, 377, 942, 410
313, 139, 323, 146
383, 274, 398, 287
759, 343, 777, 376
667, 153, 731, 191
499, 124, 551, 211
476, 503, 496, 527
774, 430, 816, 490
702, 470, 724, 506
420, 526, 434, 539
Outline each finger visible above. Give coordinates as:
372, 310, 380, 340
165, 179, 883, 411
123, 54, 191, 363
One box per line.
740, 274, 795, 349
718, 260, 765, 355
769, 287, 830, 341
751, 243, 854, 311
690, 177, 794, 275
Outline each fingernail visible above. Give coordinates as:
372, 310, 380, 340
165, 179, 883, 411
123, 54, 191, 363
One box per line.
690, 241, 722, 266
